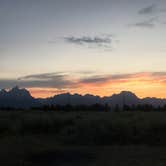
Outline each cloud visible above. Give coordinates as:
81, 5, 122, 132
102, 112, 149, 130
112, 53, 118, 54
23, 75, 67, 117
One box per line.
110, 73, 135, 80
65, 36, 111, 44
80, 75, 111, 84
0, 73, 75, 89
129, 17, 157, 28
150, 72, 166, 78
78, 72, 166, 85
0, 72, 166, 90
79, 73, 141, 85
132, 4, 166, 28
0, 79, 74, 89
18, 72, 66, 81
138, 4, 166, 15
138, 4, 157, 15
64, 35, 113, 48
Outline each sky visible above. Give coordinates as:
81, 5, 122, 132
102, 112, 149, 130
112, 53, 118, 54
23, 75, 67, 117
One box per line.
0, 0, 166, 98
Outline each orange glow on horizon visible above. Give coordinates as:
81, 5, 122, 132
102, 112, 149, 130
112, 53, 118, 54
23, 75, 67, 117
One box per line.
28, 88, 68, 98
28, 77, 166, 99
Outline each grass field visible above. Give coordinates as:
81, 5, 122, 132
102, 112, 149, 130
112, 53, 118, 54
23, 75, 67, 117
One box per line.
1, 110, 166, 165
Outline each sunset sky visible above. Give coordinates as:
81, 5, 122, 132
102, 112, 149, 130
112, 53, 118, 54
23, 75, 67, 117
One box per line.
0, 0, 166, 98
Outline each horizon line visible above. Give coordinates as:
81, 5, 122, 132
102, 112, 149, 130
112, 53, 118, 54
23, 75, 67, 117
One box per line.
1, 86, 166, 100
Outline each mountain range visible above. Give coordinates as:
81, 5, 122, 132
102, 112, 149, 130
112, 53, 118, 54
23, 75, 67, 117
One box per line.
0, 86, 166, 109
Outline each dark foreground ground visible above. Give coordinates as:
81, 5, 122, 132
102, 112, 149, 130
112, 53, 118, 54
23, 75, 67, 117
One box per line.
1, 139, 166, 166
1, 110, 166, 165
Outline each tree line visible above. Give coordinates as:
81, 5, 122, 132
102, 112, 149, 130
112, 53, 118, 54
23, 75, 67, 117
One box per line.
1, 103, 166, 111
32, 103, 166, 112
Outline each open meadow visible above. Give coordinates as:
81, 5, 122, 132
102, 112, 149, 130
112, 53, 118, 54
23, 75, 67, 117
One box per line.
0, 110, 166, 165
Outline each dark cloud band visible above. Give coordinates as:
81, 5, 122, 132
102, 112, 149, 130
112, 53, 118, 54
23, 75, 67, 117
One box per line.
0, 72, 166, 90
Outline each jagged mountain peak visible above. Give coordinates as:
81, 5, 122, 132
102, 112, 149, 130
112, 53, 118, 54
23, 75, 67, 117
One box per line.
0, 87, 36, 108
8, 86, 33, 99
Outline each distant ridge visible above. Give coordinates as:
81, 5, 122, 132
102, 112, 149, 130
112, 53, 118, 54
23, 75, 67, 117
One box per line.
0, 87, 166, 108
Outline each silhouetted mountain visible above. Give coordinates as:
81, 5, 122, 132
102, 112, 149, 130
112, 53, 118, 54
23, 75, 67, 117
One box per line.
48, 93, 101, 105
0, 86, 38, 108
7, 86, 33, 99
0, 87, 166, 109
142, 97, 166, 107
103, 91, 140, 108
